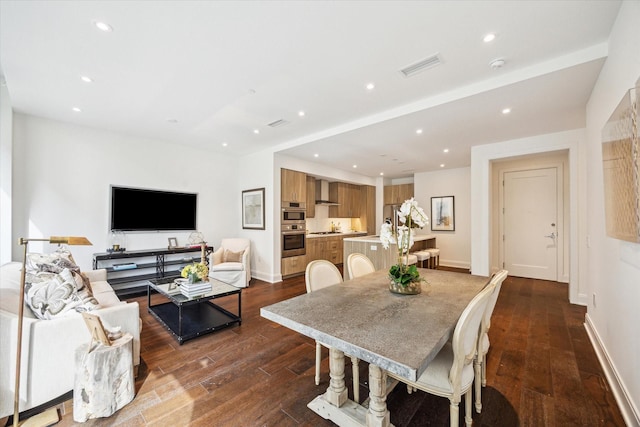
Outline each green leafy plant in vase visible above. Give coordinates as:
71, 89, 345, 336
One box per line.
380, 197, 429, 294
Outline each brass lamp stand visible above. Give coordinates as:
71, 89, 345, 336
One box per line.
13, 236, 92, 427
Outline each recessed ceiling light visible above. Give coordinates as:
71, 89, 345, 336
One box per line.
314, 153, 319, 158
440, 164, 445, 168
72, 107, 82, 112
94, 21, 113, 32
380, 172, 384, 176
366, 83, 375, 91
416, 129, 423, 135
483, 33, 496, 43
80, 75, 93, 83
222, 142, 228, 147
352, 165, 357, 168
298, 110, 305, 117
443, 148, 449, 153
502, 108, 511, 114
253, 129, 260, 134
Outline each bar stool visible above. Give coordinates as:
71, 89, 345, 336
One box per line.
401, 253, 418, 266
414, 250, 431, 268
425, 248, 440, 269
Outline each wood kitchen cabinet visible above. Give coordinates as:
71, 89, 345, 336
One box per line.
281, 254, 307, 277
359, 185, 376, 235
306, 176, 316, 218
383, 183, 414, 205
307, 235, 345, 266
329, 182, 361, 217
281, 168, 306, 203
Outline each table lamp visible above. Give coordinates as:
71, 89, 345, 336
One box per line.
13, 236, 92, 427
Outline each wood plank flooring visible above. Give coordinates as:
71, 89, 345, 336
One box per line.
46, 269, 624, 426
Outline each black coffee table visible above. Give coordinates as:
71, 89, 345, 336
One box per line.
147, 277, 241, 344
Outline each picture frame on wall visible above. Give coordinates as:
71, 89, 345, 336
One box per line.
431, 196, 455, 231
242, 188, 265, 230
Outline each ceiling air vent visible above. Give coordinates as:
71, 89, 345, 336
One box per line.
267, 119, 290, 128
400, 54, 441, 77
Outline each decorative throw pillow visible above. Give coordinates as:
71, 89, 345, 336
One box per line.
26, 269, 83, 320
25, 250, 100, 318
224, 249, 244, 263
26, 250, 91, 292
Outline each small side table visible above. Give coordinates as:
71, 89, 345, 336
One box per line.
74, 333, 135, 422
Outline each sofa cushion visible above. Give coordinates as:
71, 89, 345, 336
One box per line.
210, 262, 244, 272
90, 281, 124, 307
224, 249, 244, 263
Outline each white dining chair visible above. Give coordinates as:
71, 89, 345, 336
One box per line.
305, 260, 361, 403
346, 252, 375, 280
474, 269, 508, 413
387, 280, 497, 427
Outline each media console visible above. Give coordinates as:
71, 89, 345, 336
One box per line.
93, 246, 213, 298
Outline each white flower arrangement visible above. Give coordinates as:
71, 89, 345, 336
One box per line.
379, 198, 429, 287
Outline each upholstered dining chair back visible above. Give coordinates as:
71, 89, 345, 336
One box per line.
346, 253, 376, 280
474, 269, 508, 413
305, 260, 343, 293
448, 280, 496, 397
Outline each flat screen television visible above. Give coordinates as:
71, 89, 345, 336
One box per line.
110, 186, 198, 231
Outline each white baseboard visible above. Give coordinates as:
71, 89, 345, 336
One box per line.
439, 259, 470, 270
584, 314, 640, 427
251, 271, 282, 283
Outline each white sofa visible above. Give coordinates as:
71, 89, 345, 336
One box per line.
0, 262, 141, 419
209, 238, 251, 288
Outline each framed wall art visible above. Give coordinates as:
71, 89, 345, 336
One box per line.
242, 188, 265, 230
431, 196, 455, 231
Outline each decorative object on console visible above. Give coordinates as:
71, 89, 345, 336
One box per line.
601, 79, 639, 243
431, 195, 455, 231
107, 230, 126, 253
168, 237, 178, 249
380, 198, 429, 294
13, 236, 92, 427
242, 188, 265, 230
188, 231, 205, 246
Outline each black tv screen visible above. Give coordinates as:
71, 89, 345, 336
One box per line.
110, 186, 197, 231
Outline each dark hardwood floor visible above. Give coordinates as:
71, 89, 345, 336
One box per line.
49, 268, 624, 426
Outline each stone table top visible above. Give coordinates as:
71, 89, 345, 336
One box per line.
260, 269, 489, 381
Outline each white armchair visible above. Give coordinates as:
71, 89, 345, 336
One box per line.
209, 238, 251, 288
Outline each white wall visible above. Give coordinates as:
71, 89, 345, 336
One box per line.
11, 114, 239, 270
0, 81, 12, 265
414, 167, 470, 269
584, 1, 640, 424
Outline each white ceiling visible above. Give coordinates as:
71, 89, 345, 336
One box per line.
0, 1, 621, 178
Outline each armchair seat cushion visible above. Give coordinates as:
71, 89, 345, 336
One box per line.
210, 262, 244, 272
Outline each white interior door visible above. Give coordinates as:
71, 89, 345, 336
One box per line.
503, 168, 558, 280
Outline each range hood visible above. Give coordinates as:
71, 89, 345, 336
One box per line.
315, 180, 340, 206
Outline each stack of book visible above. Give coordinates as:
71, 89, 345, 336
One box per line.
180, 281, 211, 298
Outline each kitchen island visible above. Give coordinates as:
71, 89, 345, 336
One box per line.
343, 234, 436, 271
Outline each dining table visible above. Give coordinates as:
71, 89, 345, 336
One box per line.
260, 268, 489, 427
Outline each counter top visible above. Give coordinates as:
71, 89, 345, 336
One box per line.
306, 231, 368, 239
343, 233, 436, 243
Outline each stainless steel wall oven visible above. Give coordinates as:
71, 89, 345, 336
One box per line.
281, 202, 306, 258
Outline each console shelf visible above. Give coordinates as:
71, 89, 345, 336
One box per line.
93, 246, 213, 298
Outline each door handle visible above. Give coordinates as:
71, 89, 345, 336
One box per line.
544, 232, 556, 239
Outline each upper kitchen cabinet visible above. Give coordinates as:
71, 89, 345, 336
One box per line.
306, 176, 316, 218
383, 183, 414, 205
281, 168, 306, 203
359, 185, 376, 235
329, 182, 361, 218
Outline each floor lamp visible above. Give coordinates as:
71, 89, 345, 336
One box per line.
14, 236, 92, 427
